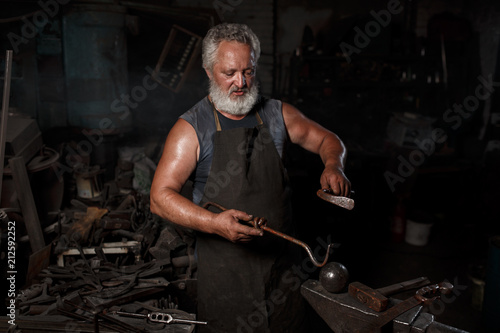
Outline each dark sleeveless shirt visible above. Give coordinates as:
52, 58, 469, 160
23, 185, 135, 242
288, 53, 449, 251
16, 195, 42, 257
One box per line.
179, 96, 288, 204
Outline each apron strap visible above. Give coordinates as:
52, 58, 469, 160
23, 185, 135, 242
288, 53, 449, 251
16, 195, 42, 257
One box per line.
255, 111, 263, 125
212, 107, 223, 131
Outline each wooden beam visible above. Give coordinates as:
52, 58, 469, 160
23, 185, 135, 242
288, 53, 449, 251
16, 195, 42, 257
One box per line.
0, 50, 13, 204
9, 156, 45, 252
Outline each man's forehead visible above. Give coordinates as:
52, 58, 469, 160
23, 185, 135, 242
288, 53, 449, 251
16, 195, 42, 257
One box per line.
214, 42, 256, 70
217, 41, 254, 57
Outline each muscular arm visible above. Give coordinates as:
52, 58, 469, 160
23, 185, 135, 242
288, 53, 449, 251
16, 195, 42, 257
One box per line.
282, 102, 351, 196
150, 119, 262, 242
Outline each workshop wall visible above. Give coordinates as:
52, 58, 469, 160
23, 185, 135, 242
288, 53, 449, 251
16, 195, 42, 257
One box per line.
0, 2, 498, 239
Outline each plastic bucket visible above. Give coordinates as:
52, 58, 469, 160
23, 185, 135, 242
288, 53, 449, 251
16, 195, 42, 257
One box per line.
405, 219, 433, 246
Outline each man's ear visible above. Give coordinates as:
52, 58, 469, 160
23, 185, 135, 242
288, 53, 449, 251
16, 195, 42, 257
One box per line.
205, 68, 212, 80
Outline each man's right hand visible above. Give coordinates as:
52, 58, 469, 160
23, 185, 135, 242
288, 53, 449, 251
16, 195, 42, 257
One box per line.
211, 209, 263, 243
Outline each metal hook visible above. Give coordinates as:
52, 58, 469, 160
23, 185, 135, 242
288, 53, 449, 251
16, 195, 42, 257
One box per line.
202, 202, 336, 267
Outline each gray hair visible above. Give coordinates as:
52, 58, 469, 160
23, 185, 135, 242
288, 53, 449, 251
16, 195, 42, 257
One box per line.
202, 23, 261, 72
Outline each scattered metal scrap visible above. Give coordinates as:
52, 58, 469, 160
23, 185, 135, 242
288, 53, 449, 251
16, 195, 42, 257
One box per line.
1, 191, 199, 332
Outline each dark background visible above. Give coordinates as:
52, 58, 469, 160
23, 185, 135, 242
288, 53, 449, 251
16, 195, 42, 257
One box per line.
1, 0, 500, 331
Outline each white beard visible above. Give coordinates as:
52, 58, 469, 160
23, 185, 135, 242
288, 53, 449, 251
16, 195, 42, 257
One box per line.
209, 80, 259, 116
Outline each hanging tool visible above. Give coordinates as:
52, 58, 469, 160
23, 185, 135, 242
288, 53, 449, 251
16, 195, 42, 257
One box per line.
115, 310, 207, 325
317, 189, 355, 210
203, 202, 337, 267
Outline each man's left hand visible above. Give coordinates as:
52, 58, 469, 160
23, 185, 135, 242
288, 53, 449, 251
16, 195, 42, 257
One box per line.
320, 166, 351, 197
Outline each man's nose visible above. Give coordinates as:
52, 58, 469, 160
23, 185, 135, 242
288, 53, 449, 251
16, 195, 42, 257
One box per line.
234, 73, 246, 88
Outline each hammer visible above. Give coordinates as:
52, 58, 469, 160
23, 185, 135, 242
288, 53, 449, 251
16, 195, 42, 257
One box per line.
348, 276, 431, 312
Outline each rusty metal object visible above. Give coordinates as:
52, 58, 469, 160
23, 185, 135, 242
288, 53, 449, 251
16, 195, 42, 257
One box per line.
99, 217, 132, 230
366, 281, 454, 330
67, 206, 108, 244
416, 281, 454, 304
203, 202, 336, 267
26, 243, 52, 287
349, 281, 388, 312
376, 276, 431, 296
255, 219, 335, 267
317, 189, 355, 210
348, 276, 431, 312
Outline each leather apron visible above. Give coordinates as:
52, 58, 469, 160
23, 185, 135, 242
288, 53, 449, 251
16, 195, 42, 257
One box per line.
197, 106, 306, 333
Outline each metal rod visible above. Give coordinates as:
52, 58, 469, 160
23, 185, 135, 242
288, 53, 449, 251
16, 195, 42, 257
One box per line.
259, 224, 333, 267
203, 202, 334, 267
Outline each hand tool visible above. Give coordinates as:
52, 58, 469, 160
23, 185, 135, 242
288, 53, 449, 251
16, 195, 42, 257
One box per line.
366, 281, 454, 330
203, 202, 337, 267
115, 310, 208, 325
316, 189, 355, 210
348, 276, 430, 312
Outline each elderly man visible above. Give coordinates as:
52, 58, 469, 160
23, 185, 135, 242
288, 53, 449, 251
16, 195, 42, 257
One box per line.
150, 23, 350, 332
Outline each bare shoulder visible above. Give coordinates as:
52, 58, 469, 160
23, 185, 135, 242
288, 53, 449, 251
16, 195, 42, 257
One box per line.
162, 118, 199, 164
282, 102, 304, 122
282, 102, 316, 144
152, 119, 199, 192
166, 118, 198, 145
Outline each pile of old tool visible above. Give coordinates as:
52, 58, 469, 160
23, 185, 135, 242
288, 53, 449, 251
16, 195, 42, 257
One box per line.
2, 192, 200, 332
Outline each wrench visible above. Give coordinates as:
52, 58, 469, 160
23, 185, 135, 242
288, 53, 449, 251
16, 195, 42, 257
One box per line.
115, 311, 207, 325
